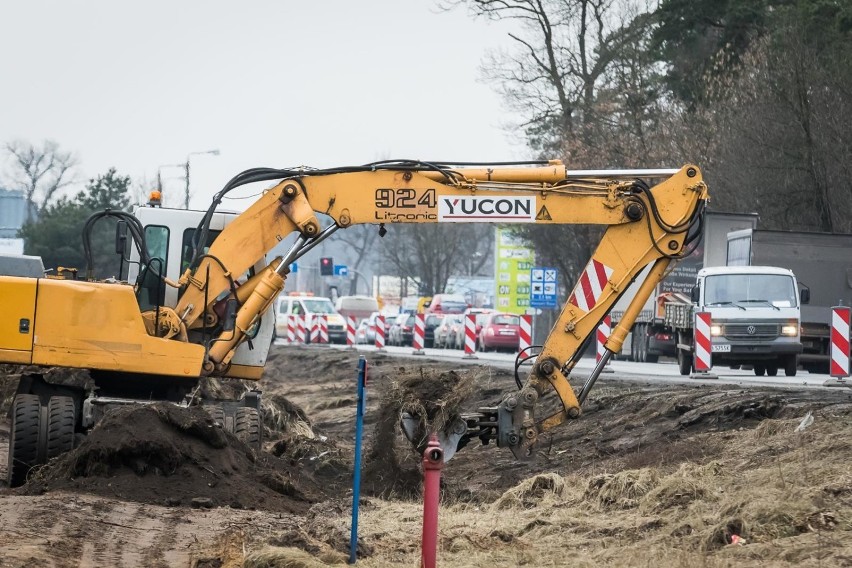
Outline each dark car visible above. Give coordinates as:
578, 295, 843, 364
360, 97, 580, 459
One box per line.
423, 314, 444, 348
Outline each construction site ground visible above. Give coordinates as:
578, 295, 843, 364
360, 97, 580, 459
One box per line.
2, 345, 852, 567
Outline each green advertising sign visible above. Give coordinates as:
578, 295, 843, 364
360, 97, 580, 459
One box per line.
494, 227, 534, 314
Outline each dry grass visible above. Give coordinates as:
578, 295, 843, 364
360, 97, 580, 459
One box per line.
322, 414, 852, 567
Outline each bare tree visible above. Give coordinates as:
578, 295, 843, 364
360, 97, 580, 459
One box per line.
4, 140, 78, 220
334, 225, 381, 294
380, 224, 492, 296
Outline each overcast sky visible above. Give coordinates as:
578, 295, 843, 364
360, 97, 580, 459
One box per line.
0, 1, 527, 209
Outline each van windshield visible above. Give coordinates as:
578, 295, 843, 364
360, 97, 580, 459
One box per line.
303, 299, 336, 314
705, 274, 797, 307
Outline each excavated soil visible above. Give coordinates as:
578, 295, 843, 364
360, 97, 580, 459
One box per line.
19, 403, 322, 512
4, 345, 852, 566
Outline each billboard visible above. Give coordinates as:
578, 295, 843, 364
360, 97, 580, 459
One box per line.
494, 227, 533, 314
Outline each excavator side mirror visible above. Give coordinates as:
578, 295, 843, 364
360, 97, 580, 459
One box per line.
222, 299, 239, 332
115, 221, 128, 255
690, 284, 700, 303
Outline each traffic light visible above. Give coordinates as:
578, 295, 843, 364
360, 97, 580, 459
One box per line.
320, 257, 334, 276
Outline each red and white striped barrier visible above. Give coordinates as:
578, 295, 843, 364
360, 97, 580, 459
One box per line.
413, 313, 425, 354
463, 314, 477, 359
375, 315, 386, 351
346, 316, 357, 348
319, 315, 329, 344
309, 316, 320, 344
693, 311, 714, 375
596, 315, 614, 372
286, 314, 296, 344
519, 314, 532, 354
297, 314, 306, 344
831, 306, 850, 378
596, 315, 610, 363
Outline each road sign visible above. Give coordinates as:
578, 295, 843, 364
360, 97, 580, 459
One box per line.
494, 227, 534, 315
334, 264, 349, 277
530, 265, 558, 308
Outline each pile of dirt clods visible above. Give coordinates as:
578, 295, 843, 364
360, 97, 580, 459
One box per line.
21, 403, 323, 512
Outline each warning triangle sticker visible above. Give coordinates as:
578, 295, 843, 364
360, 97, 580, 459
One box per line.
536, 205, 552, 220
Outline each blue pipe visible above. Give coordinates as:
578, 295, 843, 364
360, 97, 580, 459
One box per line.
349, 356, 367, 564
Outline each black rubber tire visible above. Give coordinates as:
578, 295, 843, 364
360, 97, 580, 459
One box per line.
7, 394, 41, 488
766, 365, 779, 377
629, 330, 638, 362
46, 396, 76, 461
637, 325, 647, 363
234, 407, 262, 450
784, 355, 798, 377
677, 347, 692, 376
207, 406, 226, 429
754, 364, 766, 376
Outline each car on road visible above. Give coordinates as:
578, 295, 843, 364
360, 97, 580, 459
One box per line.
355, 319, 370, 344
478, 313, 521, 352
424, 293, 468, 315
423, 314, 443, 348
275, 294, 347, 343
435, 314, 466, 349
388, 313, 416, 346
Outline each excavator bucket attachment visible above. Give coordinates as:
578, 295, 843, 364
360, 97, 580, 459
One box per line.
400, 412, 468, 462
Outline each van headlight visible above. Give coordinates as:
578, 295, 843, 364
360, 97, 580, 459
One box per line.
710, 324, 723, 336
781, 323, 798, 336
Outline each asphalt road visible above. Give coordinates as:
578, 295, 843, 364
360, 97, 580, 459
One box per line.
276, 339, 850, 392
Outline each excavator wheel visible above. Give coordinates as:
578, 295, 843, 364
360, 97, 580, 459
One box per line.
7, 394, 41, 488
207, 406, 227, 429
46, 396, 76, 461
234, 407, 262, 451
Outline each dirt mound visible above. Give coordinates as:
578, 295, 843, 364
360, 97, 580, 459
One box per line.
22, 403, 323, 511
362, 367, 475, 498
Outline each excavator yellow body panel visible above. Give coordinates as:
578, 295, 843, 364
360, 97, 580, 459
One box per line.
0, 276, 205, 377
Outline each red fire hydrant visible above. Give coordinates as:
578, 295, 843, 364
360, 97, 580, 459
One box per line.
421, 434, 444, 568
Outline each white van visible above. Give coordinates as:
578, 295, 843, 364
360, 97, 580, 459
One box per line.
275, 294, 346, 343
335, 295, 379, 323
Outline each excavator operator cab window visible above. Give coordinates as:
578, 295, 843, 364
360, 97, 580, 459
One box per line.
181, 228, 222, 274
136, 225, 169, 311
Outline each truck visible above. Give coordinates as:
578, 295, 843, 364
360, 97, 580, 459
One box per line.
665, 265, 804, 376
1, 159, 709, 484
726, 228, 852, 373
610, 211, 759, 362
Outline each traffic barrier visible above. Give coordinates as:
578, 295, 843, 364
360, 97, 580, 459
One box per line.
286, 315, 296, 344
596, 315, 614, 373
309, 316, 320, 343
463, 314, 478, 359
346, 316, 357, 348
421, 434, 443, 568
831, 306, 850, 378
519, 314, 532, 354
413, 313, 425, 355
297, 314, 306, 344
375, 315, 386, 351
691, 311, 716, 379
319, 315, 329, 344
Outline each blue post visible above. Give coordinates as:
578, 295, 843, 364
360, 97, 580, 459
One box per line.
349, 356, 368, 564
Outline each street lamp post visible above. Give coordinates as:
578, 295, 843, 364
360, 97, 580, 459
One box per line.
184, 149, 220, 209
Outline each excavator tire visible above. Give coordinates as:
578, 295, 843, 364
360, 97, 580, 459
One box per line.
234, 407, 262, 451
207, 406, 226, 429
7, 394, 41, 488
46, 396, 76, 461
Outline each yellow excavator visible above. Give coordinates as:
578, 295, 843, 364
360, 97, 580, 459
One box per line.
1, 159, 708, 485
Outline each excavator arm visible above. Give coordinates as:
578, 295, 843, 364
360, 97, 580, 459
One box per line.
166, 159, 707, 457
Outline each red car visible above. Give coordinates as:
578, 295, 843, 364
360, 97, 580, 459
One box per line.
478, 313, 521, 352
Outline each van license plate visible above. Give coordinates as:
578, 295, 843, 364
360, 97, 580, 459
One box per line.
712, 344, 731, 353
